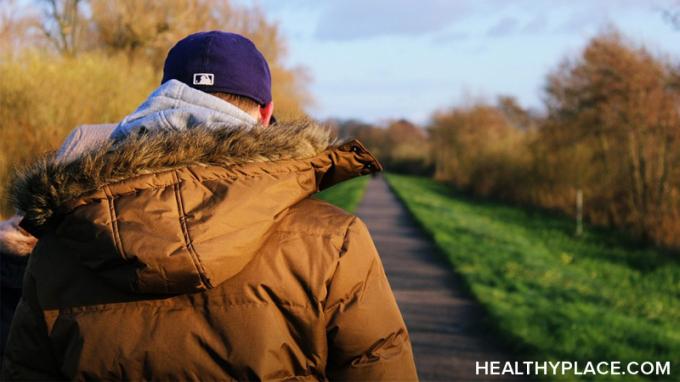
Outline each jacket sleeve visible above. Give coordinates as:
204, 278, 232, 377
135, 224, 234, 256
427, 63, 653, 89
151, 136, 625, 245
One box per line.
1, 269, 62, 380
324, 217, 418, 381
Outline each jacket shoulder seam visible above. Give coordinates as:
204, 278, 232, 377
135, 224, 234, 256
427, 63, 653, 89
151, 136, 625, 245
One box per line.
321, 216, 360, 313
339, 216, 359, 258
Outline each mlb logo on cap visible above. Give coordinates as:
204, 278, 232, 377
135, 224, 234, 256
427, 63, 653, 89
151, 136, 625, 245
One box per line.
193, 73, 214, 86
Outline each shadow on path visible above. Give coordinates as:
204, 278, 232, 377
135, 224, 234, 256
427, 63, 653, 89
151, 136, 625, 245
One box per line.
356, 175, 521, 381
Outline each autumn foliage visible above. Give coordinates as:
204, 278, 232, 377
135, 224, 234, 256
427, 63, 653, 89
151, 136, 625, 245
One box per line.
428, 31, 680, 248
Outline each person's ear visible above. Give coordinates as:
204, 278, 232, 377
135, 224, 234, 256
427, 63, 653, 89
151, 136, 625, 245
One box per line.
260, 101, 274, 126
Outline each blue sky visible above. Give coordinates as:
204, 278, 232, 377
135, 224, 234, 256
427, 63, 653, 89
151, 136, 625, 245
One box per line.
238, 0, 679, 124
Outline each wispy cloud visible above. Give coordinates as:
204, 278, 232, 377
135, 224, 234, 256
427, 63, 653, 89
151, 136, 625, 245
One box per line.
301, 0, 666, 41
522, 14, 548, 34
312, 0, 473, 41
486, 17, 519, 37
431, 30, 470, 44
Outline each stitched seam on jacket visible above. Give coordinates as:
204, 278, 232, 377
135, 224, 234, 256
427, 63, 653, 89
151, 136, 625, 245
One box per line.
358, 257, 377, 302
103, 185, 127, 260
172, 170, 213, 289
322, 218, 377, 312
322, 217, 357, 314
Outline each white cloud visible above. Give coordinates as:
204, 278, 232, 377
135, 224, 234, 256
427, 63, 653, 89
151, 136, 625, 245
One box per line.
486, 17, 519, 37
313, 0, 473, 41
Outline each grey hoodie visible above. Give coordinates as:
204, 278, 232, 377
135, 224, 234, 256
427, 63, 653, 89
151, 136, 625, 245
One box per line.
58, 79, 258, 162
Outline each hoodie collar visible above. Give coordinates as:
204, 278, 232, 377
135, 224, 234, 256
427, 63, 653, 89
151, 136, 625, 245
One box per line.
110, 79, 258, 141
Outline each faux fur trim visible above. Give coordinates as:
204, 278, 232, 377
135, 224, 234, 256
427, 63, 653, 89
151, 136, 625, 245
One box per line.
10, 120, 334, 230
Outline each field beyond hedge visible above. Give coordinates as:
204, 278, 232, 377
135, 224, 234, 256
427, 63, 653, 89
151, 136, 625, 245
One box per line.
313, 175, 369, 213
386, 173, 679, 381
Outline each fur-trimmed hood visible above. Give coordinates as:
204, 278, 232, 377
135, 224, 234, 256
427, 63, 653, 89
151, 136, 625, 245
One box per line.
9, 121, 381, 294
12, 120, 336, 231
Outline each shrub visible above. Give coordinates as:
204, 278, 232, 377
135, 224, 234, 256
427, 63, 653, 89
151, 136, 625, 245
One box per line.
0, 51, 157, 216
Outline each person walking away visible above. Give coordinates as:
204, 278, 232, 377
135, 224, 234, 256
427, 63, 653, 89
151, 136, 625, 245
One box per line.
2, 31, 418, 381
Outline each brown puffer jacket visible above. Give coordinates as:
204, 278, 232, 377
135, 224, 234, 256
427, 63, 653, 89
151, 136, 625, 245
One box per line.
1, 122, 418, 381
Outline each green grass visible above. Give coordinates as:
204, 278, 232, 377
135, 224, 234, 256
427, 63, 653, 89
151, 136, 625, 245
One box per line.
313, 175, 370, 212
386, 173, 680, 381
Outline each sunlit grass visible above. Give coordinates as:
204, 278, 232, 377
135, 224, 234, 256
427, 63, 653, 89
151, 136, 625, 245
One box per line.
386, 173, 680, 381
314, 176, 370, 213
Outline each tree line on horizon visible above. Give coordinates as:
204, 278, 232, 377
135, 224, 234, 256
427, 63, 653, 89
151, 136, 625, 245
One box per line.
332, 31, 680, 250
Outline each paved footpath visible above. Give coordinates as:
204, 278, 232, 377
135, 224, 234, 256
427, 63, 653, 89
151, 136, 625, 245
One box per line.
356, 175, 520, 381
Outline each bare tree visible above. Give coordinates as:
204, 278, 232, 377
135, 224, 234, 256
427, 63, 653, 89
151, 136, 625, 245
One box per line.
0, 0, 41, 55
40, 0, 83, 56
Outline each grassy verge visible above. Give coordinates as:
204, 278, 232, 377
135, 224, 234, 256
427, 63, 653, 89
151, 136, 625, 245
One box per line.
386, 173, 679, 381
313, 175, 370, 213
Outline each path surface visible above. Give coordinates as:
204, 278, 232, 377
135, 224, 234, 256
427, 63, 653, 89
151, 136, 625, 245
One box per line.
356, 175, 519, 381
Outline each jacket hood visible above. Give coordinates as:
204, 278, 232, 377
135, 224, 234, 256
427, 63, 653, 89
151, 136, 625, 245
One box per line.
10, 121, 381, 294
109, 79, 257, 141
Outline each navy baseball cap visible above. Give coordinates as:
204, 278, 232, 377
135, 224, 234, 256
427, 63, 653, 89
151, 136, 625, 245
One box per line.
161, 31, 272, 106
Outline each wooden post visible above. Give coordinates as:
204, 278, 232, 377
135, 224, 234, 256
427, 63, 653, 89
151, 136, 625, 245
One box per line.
576, 189, 583, 236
